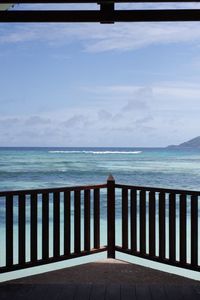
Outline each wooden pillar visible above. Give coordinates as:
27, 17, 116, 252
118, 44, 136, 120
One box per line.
107, 174, 115, 258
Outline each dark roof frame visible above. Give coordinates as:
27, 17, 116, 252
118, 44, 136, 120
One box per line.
1, 0, 200, 23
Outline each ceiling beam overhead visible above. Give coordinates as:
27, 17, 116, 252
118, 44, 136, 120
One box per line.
1, 9, 200, 23
1, 1, 200, 23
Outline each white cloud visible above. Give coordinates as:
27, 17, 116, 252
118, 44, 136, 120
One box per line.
24, 116, 51, 126
122, 87, 152, 111
1, 81, 200, 146
98, 109, 112, 121
62, 114, 90, 128
1, 21, 200, 52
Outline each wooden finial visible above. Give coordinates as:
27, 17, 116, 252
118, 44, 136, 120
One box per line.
107, 174, 115, 181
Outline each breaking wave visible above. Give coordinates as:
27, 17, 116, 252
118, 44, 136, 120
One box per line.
48, 150, 142, 154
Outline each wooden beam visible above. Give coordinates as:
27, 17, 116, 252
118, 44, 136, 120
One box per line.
1, 9, 200, 23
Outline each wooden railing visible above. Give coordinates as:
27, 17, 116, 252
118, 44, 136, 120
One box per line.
0, 184, 107, 273
0, 176, 199, 273
115, 183, 200, 272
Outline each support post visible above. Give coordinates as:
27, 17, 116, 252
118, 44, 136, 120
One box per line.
107, 174, 115, 258
99, 2, 115, 24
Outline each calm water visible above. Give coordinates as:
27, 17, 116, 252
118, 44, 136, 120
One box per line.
0, 147, 200, 281
0, 147, 200, 191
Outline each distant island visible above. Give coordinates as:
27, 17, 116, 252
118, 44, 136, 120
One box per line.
167, 136, 200, 149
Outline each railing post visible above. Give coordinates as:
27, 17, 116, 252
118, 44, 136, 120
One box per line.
107, 174, 115, 258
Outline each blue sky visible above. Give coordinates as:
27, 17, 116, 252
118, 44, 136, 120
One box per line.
1, 3, 200, 147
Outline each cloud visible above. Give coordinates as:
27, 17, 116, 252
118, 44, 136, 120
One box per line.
83, 23, 200, 53
62, 114, 90, 128
0, 81, 200, 146
98, 109, 112, 121
0, 117, 22, 127
1, 21, 200, 53
24, 116, 51, 126
122, 87, 152, 111
135, 116, 154, 125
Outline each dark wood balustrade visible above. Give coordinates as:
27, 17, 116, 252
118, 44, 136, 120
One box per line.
0, 184, 107, 273
0, 177, 199, 273
115, 183, 200, 272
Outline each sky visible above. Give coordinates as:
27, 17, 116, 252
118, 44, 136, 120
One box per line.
1, 3, 200, 147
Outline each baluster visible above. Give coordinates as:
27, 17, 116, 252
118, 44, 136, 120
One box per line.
74, 190, 81, 254
180, 194, 186, 264
159, 192, 165, 259
42, 193, 49, 260
149, 191, 155, 257
131, 189, 137, 253
31, 193, 38, 262
94, 189, 100, 249
53, 191, 60, 257
191, 195, 198, 267
6, 195, 13, 267
169, 193, 176, 263
18, 194, 26, 265
140, 190, 146, 254
84, 189, 90, 251
122, 188, 128, 249
64, 190, 71, 256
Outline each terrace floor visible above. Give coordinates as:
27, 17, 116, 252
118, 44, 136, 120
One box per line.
1, 259, 200, 299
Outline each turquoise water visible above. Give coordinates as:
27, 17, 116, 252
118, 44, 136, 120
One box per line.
1, 147, 200, 191
0, 147, 200, 281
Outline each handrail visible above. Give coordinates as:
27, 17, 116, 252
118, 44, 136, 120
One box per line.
1, 182, 200, 198
115, 183, 200, 196
0, 183, 107, 197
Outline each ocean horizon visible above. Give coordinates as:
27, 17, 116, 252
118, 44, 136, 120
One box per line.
0, 146, 200, 191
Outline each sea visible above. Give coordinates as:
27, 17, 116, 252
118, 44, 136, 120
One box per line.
0, 147, 200, 281
1, 147, 200, 191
